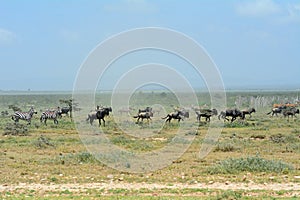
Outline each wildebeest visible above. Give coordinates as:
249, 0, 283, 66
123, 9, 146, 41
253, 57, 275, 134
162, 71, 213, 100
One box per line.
267, 107, 284, 117
162, 111, 187, 123
196, 108, 218, 122
58, 107, 70, 117
96, 107, 112, 127
133, 111, 153, 123
241, 108, 256, 119
86, 111, 97, 125
12, 107, 37, 125
40, 107, 62, 125
138, 107, 152, 113
218, 109, 244, 122
87, 107, 112, 126
282, 107, 299, 119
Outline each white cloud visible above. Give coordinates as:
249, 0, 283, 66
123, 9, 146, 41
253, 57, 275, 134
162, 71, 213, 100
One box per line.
236, 0, 281, 17
284, 3, 300, 23
104, 0, 158, 14
0, 28, 17, 45
236, 1, 300, 24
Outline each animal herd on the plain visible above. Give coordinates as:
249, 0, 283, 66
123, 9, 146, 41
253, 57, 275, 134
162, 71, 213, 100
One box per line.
9, 102, 300, 127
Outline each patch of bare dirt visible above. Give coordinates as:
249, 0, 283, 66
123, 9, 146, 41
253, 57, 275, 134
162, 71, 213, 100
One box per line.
1, 182, 299, 194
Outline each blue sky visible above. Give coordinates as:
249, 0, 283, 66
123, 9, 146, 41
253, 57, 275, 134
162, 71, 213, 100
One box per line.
0, 0, 300, 91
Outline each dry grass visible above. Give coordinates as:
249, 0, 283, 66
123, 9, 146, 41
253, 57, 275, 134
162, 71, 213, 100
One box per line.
0, 93, 300, 199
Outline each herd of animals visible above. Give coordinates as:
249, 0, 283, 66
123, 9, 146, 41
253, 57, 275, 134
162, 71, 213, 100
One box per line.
9, 102, 300, 127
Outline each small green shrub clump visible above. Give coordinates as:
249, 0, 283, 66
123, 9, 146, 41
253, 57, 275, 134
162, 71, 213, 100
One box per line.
33, 135, 55, 148
3, 123, 29, 136
214, 142, 236, 152
207, 156, 294, 174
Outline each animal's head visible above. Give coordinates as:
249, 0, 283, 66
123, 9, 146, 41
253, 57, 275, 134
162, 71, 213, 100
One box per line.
251, 108, 256, 112
149, 111, 154, 117
30, 107, 37, 114
212, 109, 218, 115
103, 107, 112, 114
179, 110, 189, 118
57, 107, 62, 115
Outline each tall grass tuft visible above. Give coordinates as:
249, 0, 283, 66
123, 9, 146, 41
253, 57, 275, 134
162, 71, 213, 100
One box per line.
214, 142, 237, 152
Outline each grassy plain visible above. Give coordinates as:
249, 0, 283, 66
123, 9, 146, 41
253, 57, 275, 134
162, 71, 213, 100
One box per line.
0, 91, 299, 199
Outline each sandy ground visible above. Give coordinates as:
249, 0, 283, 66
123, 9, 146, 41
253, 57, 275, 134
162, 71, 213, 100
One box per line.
1, 182, 300, 195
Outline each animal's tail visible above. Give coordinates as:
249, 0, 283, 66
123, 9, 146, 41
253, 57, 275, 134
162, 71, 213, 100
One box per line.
133, 116, 138, 118
161, 115, 169, 119
266, 111, 271, 115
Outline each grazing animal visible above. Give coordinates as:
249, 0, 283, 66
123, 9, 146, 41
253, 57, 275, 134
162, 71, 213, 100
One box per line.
86, 106, 107, 125
179, 110, 189, 118
40, 107, 62, 125
96, 107, 112, 127
12, 107, 37, 125
273, 103, 297, 108
86, 111, 97, 125
133, 112, 153, 123
218, 109, 244, 122
138, 107, 152, 113
162, 111, 186, 123
267, 107, 283, 117
283, 108, 299, 119
196, 109, 218, 122
242, 108, 256, 119
58, 107, 70, 117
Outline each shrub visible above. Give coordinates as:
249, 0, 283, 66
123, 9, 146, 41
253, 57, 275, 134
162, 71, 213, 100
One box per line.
53, 152, 101, 165
270, 134, 285, 143
33, 135, 54, 148
214, 142, 237, 152
3, 123, 29, 136
207, 156, 294, 174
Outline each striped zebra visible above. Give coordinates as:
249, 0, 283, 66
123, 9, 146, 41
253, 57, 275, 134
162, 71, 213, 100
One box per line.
12, 107, 37, 125
40, 107, 62, 125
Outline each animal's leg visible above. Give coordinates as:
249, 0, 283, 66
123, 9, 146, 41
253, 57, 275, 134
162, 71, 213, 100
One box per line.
231, 117, 236, 123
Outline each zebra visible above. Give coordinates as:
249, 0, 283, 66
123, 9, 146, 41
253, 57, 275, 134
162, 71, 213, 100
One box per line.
40, 107, 62, 125
11, 107, 37, 125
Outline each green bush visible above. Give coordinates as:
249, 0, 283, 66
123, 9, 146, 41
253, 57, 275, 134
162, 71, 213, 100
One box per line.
207, 156, 294, 174
3, 123, 29, 136
214, 142, 236, 152
32, 135, 55, 148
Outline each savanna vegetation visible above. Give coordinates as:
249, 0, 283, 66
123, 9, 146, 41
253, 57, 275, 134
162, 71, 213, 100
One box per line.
0, 91, 299, 199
